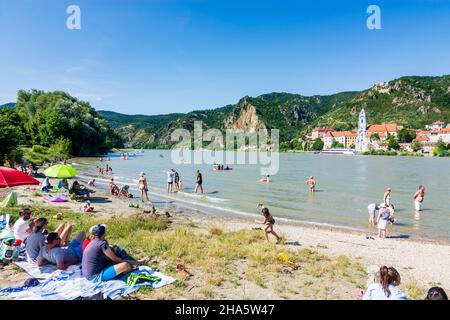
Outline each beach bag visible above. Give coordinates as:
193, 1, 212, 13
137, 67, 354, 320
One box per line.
0, 237, 21, 262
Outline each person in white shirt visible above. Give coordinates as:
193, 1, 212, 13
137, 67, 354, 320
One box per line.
363, 266, 407, 300
13, 208, 34, 241
163, 169, 176, 193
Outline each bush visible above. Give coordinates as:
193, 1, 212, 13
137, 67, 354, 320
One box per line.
32, 145, 48, 154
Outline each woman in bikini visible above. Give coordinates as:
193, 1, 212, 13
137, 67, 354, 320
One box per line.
138, 172, 150, 203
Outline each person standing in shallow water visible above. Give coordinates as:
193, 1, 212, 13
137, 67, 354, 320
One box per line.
306, 176, 316, 192
383, 188, 392, 206
413, 185, 425, 212
138, 172, 150, 203
194, 170, 203, 194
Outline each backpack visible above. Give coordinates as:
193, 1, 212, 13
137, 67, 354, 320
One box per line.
0, 237, 21, 262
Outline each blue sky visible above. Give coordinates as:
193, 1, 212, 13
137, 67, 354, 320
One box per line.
0, 0, 449, 115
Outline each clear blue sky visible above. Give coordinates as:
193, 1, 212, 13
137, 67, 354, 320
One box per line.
0, 0, 449, 115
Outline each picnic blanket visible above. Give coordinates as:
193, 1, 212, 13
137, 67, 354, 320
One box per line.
0, 261, 176, 300
1, 192, 17, 208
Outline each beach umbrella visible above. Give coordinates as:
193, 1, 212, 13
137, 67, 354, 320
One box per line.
0, 167, 40, 188
44, 164, 78, 178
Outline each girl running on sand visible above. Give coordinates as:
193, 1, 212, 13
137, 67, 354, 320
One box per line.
255, 204, 281, 244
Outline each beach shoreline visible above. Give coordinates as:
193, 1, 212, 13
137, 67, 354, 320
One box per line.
1, 172, 449, 299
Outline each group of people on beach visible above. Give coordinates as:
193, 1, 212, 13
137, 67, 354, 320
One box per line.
367, 185, 426, 238
13, 208, 149, 282
97, 158, 113, 176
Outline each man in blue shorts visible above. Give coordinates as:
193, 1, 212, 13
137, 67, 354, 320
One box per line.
82, 224, 136, 282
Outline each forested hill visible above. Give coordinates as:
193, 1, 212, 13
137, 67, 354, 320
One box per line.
0, 90, 123, 165
99, 75, 450, 149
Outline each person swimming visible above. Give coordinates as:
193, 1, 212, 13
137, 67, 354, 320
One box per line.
260, 175, 271, 183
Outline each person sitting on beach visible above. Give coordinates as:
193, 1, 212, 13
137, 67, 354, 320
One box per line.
367, 203, 379, 228
424, 287, 448, 300
41, 177, 53, 192
81, 224, 137, 282
119, 185, 130, 198
25, 218, 48, 263
58, 178, 69, 190
255, 204, 281, 244
413, 185, 425, 212
363, 266, 407, 300
80, 200, 94, 212
36, 230, 86, 270
376, 204, 392, 238
109, 178, 119, 196
13, 208, 34, 242
306, 176, 316, 192
70, 180, 94, 197
88, 179, 96, 187
25, 219, 74, 263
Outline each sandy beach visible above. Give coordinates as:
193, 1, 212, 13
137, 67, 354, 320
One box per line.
1, 176, 449, 300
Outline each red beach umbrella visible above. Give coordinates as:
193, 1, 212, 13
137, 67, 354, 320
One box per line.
0, 167, 40, 188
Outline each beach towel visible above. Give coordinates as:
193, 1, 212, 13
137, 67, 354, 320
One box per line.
1, 261, 176, 300
0, 214, 13, 240
43, 195, 68, 203
0, 192, 17, 208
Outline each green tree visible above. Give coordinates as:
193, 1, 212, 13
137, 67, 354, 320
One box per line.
398, 128, 416, 143
15, 90, 123, 156
0, 108, 24, 166
370, 133, 380, 142
331, 141, 344, 148
311, 138, 324, 151
411, 140, 422, 152
432, 139, 449, 157
387, 135, 400, 150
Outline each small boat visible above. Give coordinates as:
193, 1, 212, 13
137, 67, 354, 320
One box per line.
321, 148, 356, 155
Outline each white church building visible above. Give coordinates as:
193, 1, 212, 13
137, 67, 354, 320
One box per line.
355, 109, 400, 152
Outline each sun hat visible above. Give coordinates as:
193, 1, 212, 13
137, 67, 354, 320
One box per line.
140, 171, 145, 176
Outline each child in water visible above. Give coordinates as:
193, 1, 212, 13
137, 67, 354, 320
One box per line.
255, 204, 281, 244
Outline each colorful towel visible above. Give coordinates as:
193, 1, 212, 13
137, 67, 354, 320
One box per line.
1, 261, 176, 300
43, 195, 68, 203
0, 214, 13, 240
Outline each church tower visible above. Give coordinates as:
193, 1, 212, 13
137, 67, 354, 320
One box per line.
356, 108, 367, 152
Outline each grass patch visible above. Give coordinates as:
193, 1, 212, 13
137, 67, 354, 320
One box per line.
405, 282, 425, 300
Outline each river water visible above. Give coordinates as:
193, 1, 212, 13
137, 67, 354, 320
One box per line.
72, 150, 450, 241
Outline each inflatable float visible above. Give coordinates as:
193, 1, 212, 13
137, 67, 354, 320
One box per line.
43, 195, 68, 203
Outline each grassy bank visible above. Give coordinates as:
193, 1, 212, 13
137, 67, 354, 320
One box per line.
3, 204, 371, 299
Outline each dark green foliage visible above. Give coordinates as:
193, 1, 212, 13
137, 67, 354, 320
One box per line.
387, 135, 400, 150
0, 107, 24, 165
433, 139, 450, 157
15, 90, 123, 156
331, 141, 345, 148
311, 138, 324, 151
398, 128, 416, 143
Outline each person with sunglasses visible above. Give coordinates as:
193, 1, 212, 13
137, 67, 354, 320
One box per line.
36, 230, 86, 270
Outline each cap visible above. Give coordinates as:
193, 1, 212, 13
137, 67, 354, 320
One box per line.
90, 224, 107, 236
